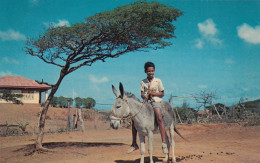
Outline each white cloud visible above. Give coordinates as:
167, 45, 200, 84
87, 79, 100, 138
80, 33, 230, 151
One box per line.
89, 75, 109, 84
0, 70, 13, 77
225, 58, 235, 65
198, 19, 218, 36
195, 18, 222, 49
194, 39, 204, 49
0, 30, 26, 41
44, 19, 70, 28
2, 57, 19, 65
207, 37, 222, 45
237, 23, 260, 44
198, 85, 207, 89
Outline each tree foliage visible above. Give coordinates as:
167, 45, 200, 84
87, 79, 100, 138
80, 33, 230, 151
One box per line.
82, 97, 96, 109
74, 97, 96, 108
74, 97, 83, 108
0, 89, 23, 104
25, 1, 182, 75
50, 96, 73, 108
175, 102, 196, 123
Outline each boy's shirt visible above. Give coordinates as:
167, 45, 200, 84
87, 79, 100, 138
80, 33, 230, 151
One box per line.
141, 77, 164, 102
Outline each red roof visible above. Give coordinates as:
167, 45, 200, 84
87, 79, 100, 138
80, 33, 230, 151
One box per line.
198, 110, 209, 115
0, 76, 52, 90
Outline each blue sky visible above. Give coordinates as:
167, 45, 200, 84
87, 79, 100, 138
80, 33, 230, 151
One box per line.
1, 0, 260, 110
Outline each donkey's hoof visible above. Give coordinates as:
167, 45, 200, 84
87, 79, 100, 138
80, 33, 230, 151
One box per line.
162, 143, 169, 154
162, 160, 168, 163
162, 157, 169, 163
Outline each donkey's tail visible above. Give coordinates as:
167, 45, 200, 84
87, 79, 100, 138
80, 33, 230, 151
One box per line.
174, 126, 189, 142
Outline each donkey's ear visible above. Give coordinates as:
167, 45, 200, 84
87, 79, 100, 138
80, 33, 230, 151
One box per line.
119, 82, 124, 98
112, 85, 120, 97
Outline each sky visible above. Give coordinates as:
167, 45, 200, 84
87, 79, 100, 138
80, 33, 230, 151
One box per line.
0, 0, 260, 110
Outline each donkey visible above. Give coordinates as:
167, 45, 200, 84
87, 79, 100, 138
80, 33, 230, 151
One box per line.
110, 83, 182, 163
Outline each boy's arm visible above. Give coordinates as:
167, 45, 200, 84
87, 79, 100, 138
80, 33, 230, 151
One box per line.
148, 90, 164, 98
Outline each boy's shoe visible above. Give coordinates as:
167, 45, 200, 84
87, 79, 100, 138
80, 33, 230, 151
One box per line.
127, 144, 139, 154
162, 143, 168, 154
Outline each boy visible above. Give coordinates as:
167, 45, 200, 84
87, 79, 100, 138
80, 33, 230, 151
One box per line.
127, 61, 168, 154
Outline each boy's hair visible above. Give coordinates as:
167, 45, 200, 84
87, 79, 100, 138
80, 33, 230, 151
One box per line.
144, 62, 155, 73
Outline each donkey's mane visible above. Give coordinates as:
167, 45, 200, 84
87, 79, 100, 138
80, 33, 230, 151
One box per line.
125, 92, 141, 102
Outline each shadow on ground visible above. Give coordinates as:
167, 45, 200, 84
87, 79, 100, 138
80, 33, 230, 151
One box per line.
13, 142, 125, 156
115, 154, 204, 162
115, 156, 168, 163
43, 142, 125, 149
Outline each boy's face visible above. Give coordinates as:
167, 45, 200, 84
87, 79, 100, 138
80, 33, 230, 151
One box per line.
146, 67, 155, 79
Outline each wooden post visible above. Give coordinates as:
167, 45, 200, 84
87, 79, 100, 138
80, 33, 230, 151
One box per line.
73, 109, 79, 129
66, 100, 71, 131
232, 106, 235, 120
175, 108, 183, 124
212, 101, 222, 120
169, 95, 182, 124
224, 101, 227, 120
94, 110, 98, 129
77, 108, 85, 131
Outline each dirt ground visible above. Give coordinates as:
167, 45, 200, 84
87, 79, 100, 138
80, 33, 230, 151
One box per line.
0, 104, 260, 163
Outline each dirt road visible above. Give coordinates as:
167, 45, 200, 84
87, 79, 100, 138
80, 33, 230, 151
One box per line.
1, 123, 260, 163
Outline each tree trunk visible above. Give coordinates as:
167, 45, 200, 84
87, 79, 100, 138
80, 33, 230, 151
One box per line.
35, 68, 67, 150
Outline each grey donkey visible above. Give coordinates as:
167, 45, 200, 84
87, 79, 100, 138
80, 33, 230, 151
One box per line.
110, 83, 184, 163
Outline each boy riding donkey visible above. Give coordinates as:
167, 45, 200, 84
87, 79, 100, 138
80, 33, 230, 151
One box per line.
127, 61, 168, 154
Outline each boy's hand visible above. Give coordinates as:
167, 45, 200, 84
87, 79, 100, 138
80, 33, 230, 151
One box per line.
142, 94, 148, 100
148, 89, 155, 96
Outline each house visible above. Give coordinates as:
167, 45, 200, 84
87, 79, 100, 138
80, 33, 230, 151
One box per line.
197, 110, 210, 116
0, 76, 52, 104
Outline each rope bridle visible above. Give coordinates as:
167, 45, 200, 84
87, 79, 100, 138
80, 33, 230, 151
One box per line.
110, 97, 145, 122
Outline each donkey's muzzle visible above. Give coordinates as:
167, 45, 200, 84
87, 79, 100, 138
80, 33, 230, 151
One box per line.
110, 119, 121, 130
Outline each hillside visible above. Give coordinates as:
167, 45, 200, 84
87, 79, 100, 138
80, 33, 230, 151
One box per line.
244, 99, 260, 114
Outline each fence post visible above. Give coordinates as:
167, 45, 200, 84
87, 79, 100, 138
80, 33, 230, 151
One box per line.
66, 100, 72, 131
78, 108, 85, 131
212, 101, 222, 120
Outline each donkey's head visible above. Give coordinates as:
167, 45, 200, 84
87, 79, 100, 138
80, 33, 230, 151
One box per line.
110, 83, 130, 129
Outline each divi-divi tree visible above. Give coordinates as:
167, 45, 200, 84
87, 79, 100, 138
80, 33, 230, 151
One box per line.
25, 1, 182, 151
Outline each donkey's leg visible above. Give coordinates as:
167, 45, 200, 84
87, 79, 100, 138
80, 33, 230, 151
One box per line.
170, 124, 176, 163
147, 130, 154, 163
163, 132, 170, 163
139, 133, 146, 163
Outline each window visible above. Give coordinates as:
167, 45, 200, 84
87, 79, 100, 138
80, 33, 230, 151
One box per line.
21, 90, 34, 100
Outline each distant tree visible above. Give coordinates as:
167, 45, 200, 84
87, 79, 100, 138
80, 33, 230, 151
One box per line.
50, 96, 73, 108
50, 96, 58, 107
192, 90, 217, 122
82, 97, 96, 108
74, 97, 83, 108
25, 1, 182, 151
177, 102, 196, 123
193, 90, 217, 111
57, 96, 67, 108
0, 89, 23, 104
